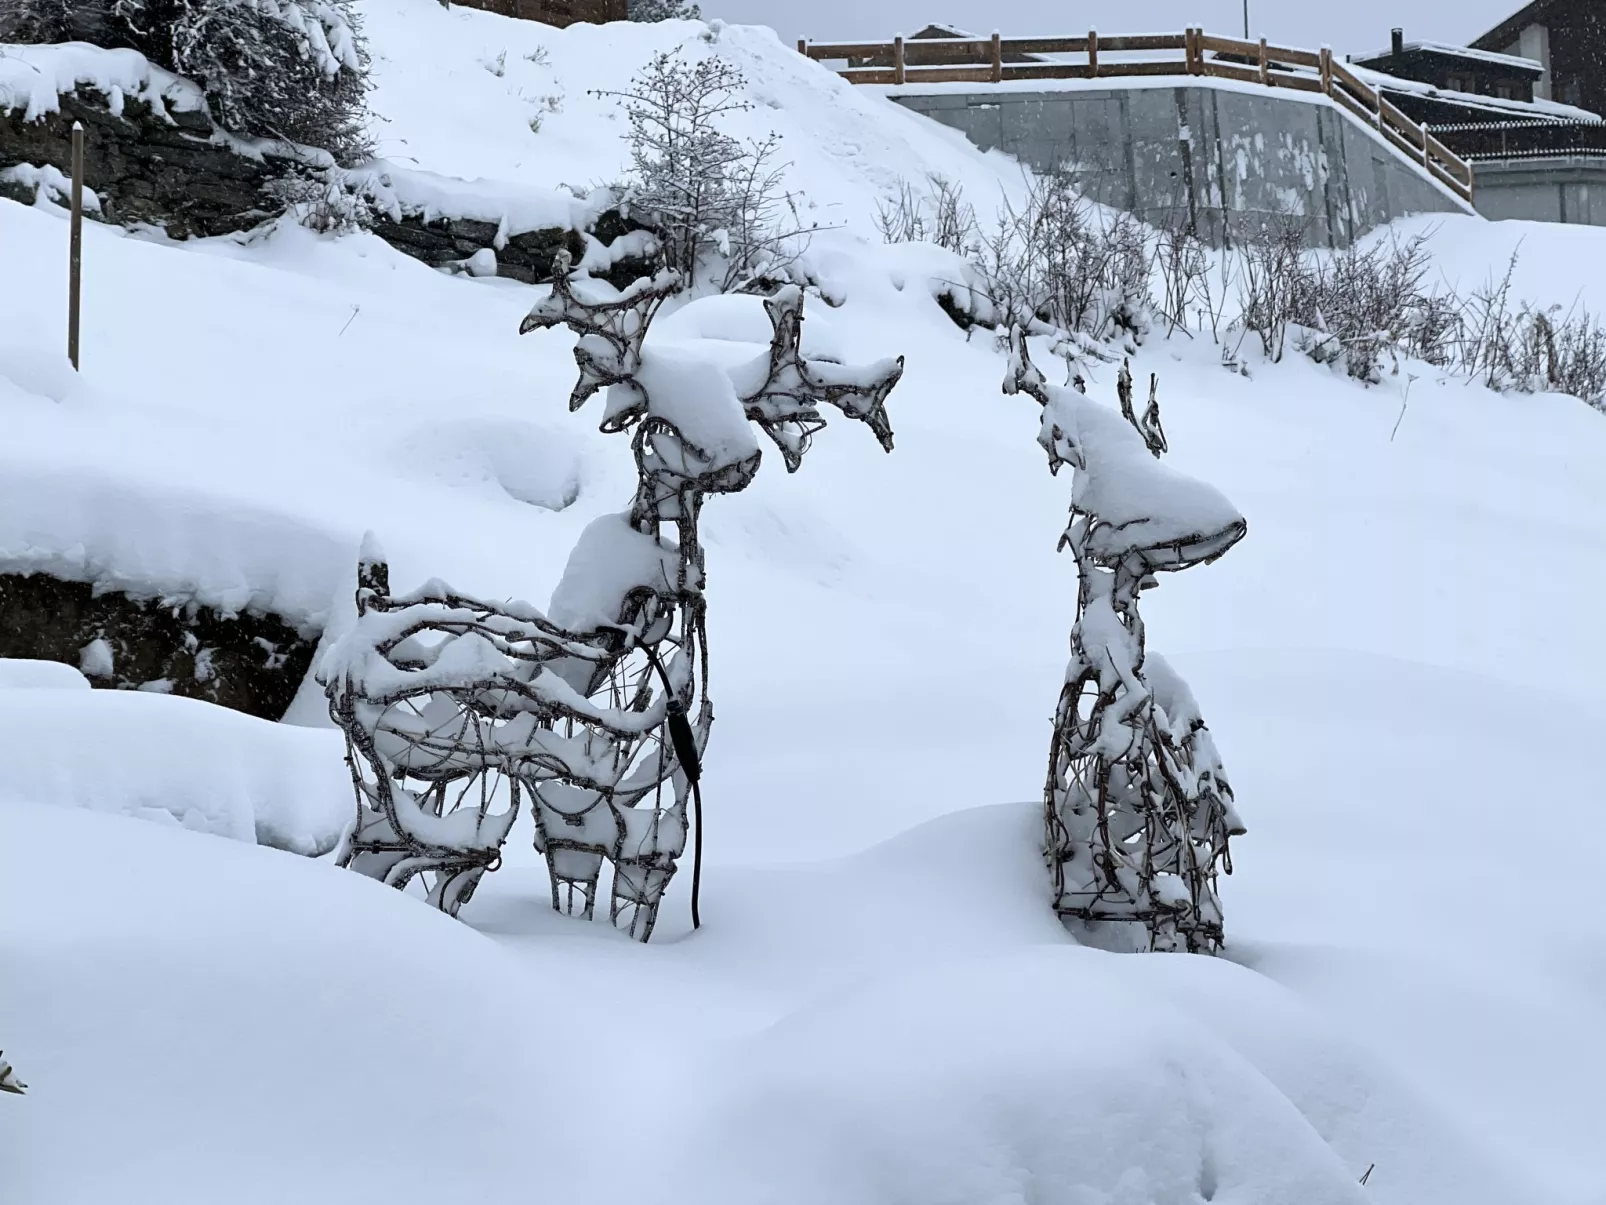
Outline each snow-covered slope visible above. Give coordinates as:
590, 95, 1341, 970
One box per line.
4, 3, 1606, 1204
357, 4, 1027, 231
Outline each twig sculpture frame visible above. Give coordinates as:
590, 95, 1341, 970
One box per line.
1005, 332, 1246, 953
320, 254, 903, 940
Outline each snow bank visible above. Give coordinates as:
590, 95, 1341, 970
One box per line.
0, 455, 353, 629
0, 689, 349, 853
0, 162, 102, 211
0, 41, 205, 122
0, 799, 1549, 1205
0, 800, 589, 1205
355, 163, 611, 237
0, 658, 89, 689
699, 951, 1369, 1205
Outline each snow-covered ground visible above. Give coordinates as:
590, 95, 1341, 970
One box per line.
4, 3, 1606, 1204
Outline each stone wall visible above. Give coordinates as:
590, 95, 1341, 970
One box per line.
0, 574, 317, 722
1, 88, 278, 237
892, 83, 1474, 248
0, 83, 643, 283
1471, 156, 1606, 225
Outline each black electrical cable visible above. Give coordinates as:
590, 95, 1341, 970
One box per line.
644, 646, 702, 929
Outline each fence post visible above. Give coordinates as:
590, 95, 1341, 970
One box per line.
1319, 46, 1332, 95
893, 33, 905, 85
68, 121, 84, 372
1258, 37, 1269, 85
1185, 28, 1199, 74
991, 31, 1002, 83
1088, 29, 1098, 78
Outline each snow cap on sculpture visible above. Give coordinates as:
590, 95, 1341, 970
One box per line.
1005, 332, 1245, 571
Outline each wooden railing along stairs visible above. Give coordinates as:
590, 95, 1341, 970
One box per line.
797, 29, 1475, 204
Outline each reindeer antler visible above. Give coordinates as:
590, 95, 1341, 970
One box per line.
1004, 327, 1084, 475
1140, 373, 1168, 458
732, 286, 901, 471
519, 251, 681, 427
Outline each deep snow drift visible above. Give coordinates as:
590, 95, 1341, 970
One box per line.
3, 3, 1606, 1204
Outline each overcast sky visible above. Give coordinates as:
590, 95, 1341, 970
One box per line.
702, 0, 1527, 60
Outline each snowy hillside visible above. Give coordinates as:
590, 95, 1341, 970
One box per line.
4, 3, 1606, 1205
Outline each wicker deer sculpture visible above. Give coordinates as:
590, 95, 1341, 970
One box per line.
320, 255, 902, 940
1006, 334, 1246, 953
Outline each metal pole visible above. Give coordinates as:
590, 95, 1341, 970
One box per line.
1243, 0, 1249, 40
69, 121, 84, 372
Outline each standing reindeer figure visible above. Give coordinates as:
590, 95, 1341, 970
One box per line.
320, 253, 902, 940
1005, 331, 1246, 953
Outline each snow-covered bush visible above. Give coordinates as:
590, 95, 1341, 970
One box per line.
0, 0, 114, 42
2, 0, 372, 164
598, 50, 811, 293
990, 171, 1152, 346
627, 0, 700, 19
266, 164, 375, 233
1221, 230, 1606, 405
882, 169, 1154, 354
1455, 254, 1606, 405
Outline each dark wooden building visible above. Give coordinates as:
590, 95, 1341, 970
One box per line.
1472, 0, 1606, 115
1352, 29, 1543, 103
445, 0, 626, 26
847, 24, 1052, 70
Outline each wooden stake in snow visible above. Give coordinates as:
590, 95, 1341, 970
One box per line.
68, 121, 84, 372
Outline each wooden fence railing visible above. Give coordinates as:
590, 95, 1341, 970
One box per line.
798, 29, 1475, 204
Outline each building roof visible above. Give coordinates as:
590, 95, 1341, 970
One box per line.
1350, 61, 1603, 122
1471, 0, 1563, 53
1352, 39, 1544, 75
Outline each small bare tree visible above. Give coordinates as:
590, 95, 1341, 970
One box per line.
598, 51, 811, 293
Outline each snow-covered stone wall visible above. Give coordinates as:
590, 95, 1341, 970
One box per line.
0, 42, 647, 282
891, 78, 1474, 248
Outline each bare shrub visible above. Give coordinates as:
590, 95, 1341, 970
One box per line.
1293, 233, 1436, 383
977, 170, 1154, 348
1155, 219, 1210, 338
1230, 218, 1309, 364
1218, 229, 1606, 409
875, 174, 978, 254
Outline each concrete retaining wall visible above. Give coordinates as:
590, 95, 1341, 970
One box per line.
890, 82, 1472, 247
1472, 157, 1606, 225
